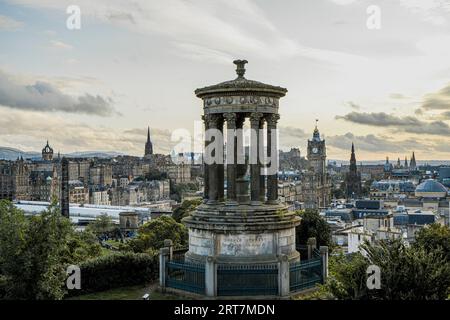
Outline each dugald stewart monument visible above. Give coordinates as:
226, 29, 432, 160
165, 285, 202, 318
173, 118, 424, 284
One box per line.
159, 60, 326, 298
183, 60, 300, 264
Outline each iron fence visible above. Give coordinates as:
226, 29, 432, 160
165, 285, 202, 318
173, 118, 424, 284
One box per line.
166, 260, 205, 295
217, 264, 279, 296
289, 257, 323, 292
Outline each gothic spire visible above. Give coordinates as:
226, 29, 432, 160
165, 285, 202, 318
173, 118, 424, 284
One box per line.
144, 126, 153, 157
349, 143, 357, 172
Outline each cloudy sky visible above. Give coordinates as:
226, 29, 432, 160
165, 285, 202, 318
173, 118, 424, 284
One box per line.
1, 0, 450, 161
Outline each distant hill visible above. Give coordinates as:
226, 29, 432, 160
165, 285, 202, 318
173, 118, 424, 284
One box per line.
0, 147, 40, 161
329, 159, 450, 166
0, 147, 123, 161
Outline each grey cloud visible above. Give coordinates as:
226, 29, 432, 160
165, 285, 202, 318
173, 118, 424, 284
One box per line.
0, 70, 116, 116
420, 83, 450, 113
336, 111, 450, 135
347, 101, 361, 110
390, 93, 408, 100
279, 126, 309, 150
327, 133, 408, 153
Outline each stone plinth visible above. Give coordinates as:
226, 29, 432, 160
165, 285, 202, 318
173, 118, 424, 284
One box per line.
182, 203, 300, 264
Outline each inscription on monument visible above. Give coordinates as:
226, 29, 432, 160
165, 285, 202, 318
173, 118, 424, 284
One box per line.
219, 233, 273, 256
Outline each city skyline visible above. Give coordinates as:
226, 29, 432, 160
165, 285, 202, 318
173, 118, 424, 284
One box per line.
1, 0, 450, 160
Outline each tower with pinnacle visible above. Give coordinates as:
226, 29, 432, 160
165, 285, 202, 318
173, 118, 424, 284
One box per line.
345, 143, 362, 199
304, 120, 331, 209
144, 126, 153, 158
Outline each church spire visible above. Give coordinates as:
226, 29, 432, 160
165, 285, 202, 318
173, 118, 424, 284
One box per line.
349, 143, 357, 172
144, 126, 153, 157
410, 151, 417, 170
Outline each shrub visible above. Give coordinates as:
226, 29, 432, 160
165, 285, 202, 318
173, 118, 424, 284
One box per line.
68, 252, 158, 296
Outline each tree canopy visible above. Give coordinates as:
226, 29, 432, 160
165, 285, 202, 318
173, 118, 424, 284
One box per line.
0, 200, 102, 300
127, 215, 188, 253
172, 199, 202, 222
295, 209, 332, 248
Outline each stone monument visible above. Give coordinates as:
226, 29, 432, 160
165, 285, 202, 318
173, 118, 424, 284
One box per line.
183, 60, 301, 265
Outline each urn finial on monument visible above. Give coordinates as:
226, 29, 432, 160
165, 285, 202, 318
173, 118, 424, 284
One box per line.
233, 59, 248, 79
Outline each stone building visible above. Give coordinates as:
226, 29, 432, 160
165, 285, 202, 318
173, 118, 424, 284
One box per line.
89, 186, 111, 205
89, 164, 112, 186
167, 163, 191, 184
302, 123, 331, 209
0, 158, 30, 200
345, 143, 362, 199
69, 180, 89, 204
29, 171, 53, 201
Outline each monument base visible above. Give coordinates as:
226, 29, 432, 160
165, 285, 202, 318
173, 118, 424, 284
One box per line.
182, 203, 301, 265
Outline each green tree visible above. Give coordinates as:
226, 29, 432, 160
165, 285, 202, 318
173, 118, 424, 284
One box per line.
325, 239, 450, 300
128, 216, 188, 253
413, 223, 450, 261
0, 200, 103, 300
326, 253, 370, 300
0, 201, 72, 299
172, 199, 202, 222
86, 214, 118, 238
295, 209, 332, 248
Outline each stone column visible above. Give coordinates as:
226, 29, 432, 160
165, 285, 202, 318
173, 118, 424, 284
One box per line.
205, 256, 217, 297
307, 237, 317, 260
259, 118, 266, 202
320, 246, 329, 282
235, 115, 249, 204
250, 112, 263, 205
278, 254, 290, 297
224, 112, 237, 205
217, 116, 225, 202
163, 239, 173, 260
202, 115, 210, 203
206, 114, 220, 204
159, 247, 170, 290
266, 114, 280, 204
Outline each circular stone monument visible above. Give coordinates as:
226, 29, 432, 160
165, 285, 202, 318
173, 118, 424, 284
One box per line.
182, 60, 300, 265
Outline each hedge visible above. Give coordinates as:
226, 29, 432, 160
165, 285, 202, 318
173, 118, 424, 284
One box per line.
67, 252, 158, 296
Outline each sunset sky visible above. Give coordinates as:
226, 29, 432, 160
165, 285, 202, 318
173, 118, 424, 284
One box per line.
1, 0, 450, 160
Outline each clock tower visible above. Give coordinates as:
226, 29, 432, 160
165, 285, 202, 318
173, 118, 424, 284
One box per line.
303, 121, 331, 209
307, 121, 326, 178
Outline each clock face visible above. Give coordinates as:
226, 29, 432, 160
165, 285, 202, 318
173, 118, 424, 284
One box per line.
312, 147, 318, 154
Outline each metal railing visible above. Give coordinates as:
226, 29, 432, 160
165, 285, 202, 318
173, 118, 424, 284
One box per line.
166, 260, 205, 295
217, 264, 279, 296
289, 257, 323, 292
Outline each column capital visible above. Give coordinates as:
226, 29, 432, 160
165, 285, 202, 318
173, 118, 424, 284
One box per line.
266, 113, 280, 128
249, 112, 263, 124
224, 112, 237, 128
204, 114, 221, 128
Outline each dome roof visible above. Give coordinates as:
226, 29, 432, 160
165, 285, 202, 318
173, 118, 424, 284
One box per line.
195, 60, 287, 98
415, 179, 448, 198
